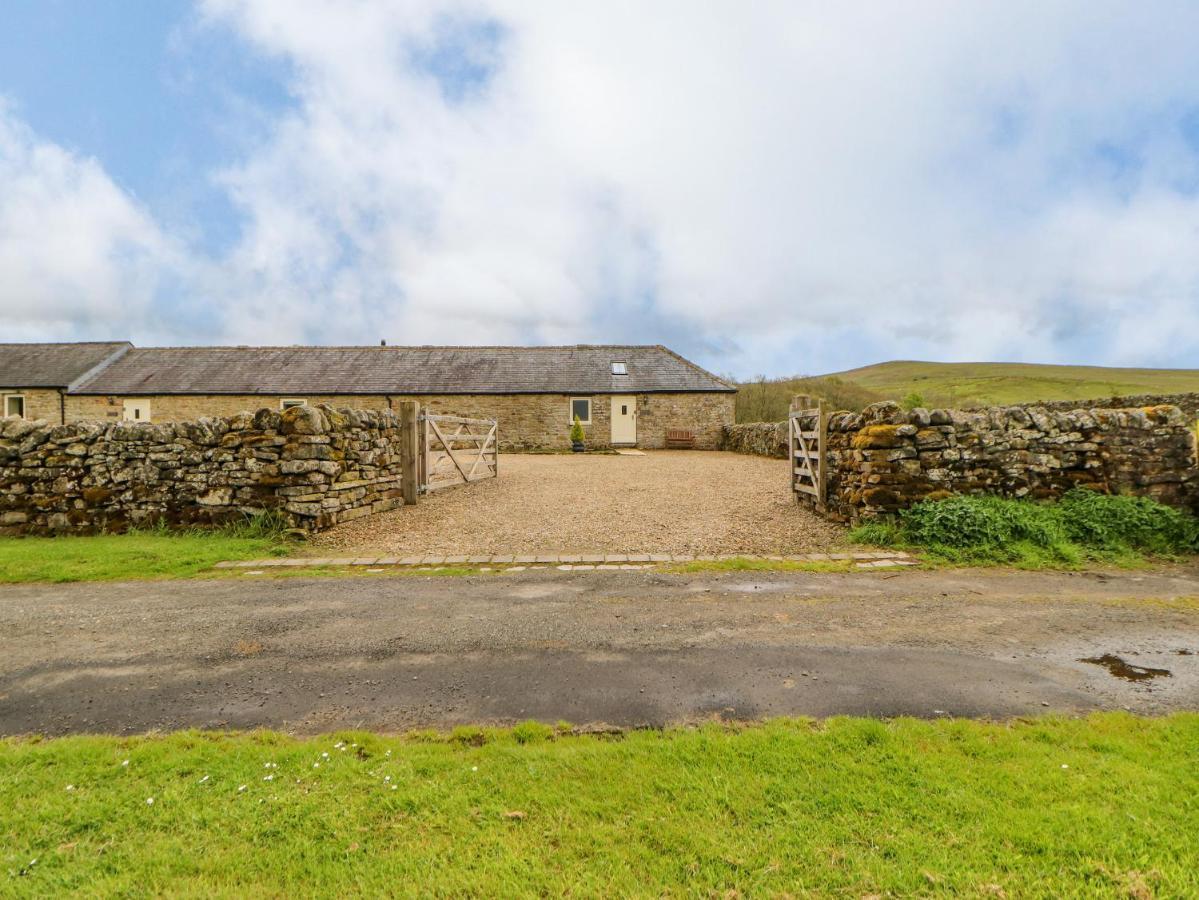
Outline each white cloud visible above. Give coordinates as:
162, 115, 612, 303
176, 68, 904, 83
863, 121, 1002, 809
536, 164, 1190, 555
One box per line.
194, 0, 1199, 371
0, 101, 182, 340
6, 2, 1199, 373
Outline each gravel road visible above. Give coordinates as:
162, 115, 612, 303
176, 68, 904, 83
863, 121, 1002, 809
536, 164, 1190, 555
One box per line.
3, 566, 1198, 735
312, 451, 847, 556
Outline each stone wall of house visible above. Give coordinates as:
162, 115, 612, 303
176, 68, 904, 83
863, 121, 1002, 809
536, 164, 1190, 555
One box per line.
0, 405, 411, 536
634, 393, 734, 450
64, 394, 393, 424
1, 388, 62, 424
807, 401, 1199, 522
64, 391, 734, 451
720, 421, 788, 458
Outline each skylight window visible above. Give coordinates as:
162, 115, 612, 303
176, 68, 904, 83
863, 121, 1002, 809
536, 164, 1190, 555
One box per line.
611, 362, 628, 376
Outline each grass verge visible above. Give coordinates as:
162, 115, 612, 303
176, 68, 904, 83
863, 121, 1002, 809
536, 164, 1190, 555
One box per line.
2, 714, 1196, 896
0, 516, 292, 584
850, 489, 1199, 568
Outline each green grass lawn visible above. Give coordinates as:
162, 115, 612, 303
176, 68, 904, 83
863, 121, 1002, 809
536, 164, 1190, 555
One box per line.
826, 360, 1199, 408
2, 715, 1196, 896
0, 532, 289, 583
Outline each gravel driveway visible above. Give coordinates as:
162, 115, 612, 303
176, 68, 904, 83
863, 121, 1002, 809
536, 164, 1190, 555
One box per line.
313, 450, 847, 556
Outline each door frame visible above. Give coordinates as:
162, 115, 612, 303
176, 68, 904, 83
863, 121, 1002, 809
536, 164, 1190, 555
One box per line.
610, 395, 637, 445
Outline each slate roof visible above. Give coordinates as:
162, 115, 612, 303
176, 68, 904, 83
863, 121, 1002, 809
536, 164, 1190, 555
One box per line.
0, 342, 131, 389
69, 345, 734, 395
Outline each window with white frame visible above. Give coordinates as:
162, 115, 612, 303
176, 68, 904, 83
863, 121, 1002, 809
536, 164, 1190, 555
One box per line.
280, 398, 308, 410
569, 397, 591, 424
3, 394, 26, 419
611, 362, 628, 376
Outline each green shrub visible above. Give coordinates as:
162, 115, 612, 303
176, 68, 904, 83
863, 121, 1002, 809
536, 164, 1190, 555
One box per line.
850, 489, 1199, 565
570, 415, 585, 444
1055, 489, 1199, 554
900, 494, 1069, 555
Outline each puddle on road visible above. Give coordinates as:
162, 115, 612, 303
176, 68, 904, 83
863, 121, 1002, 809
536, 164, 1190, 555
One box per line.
1078, 654, 1172, 682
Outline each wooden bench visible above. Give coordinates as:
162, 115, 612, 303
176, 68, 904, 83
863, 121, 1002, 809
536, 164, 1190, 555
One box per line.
665, 428, 695, 449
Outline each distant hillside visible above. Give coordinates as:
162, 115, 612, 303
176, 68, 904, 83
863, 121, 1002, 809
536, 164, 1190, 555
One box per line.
733, 375, 885, 422
733, 361, 1199, 422
827, 361, 1199, 409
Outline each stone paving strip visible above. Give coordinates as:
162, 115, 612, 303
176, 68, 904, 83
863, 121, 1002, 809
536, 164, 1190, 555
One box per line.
213, 551, 915, 570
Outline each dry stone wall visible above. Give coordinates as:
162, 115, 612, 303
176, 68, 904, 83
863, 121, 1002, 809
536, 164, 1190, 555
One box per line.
0, 405, 408, 535
720, 422, 788, 458
1035, 393, 1199, 421
814, 401, 1198, 522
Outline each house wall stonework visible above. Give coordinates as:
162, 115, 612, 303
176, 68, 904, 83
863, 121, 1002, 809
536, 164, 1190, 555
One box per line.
63, 394, 393, 424
0, 388, 61, 423
64, 392, 734, 451
0, 405, 409, 535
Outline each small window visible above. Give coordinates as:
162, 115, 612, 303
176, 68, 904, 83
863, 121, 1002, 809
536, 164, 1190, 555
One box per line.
570, 397, 591, 424
4, 394, 26, 419
611, 362, 628, 375
280, 398, 308, 410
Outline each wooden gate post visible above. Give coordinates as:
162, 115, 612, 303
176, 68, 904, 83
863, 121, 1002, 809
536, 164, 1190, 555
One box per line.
400, 400, 420, 505
816, 399, 828, 509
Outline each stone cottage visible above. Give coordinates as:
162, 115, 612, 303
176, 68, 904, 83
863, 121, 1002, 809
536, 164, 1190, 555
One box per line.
0, 343, 735, 450
0, 342, 131, 423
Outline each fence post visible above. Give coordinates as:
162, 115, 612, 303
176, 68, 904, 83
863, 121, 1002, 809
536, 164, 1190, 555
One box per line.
400, 400, 420, 505
816, 398, 828, 509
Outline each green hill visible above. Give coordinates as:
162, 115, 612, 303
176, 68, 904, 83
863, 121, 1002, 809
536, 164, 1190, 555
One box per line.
826, 361, 1199, 409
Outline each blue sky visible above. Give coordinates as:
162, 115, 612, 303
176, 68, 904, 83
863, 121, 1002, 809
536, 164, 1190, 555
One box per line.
3, 2, 1199, 378
0, 1, 290, 251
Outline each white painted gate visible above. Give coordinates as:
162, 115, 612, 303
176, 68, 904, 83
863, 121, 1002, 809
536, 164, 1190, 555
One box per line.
419, 413, 498, 493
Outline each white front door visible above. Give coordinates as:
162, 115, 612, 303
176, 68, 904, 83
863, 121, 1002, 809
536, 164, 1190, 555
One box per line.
610, 395, 637, 444
123, 399, 151, 422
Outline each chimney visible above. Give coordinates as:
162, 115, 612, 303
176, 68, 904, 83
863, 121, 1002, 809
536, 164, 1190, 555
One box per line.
380, 339, 387, 346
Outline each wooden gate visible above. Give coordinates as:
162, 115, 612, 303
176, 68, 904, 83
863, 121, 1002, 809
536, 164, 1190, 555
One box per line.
419, 413, 498, 494
789, 397, 827, 507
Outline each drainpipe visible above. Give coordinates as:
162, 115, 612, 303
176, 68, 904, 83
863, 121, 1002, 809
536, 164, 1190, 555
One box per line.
59, 389, 66, 425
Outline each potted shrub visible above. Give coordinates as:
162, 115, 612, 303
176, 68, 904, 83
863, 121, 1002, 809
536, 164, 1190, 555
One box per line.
570, 415, 585, 452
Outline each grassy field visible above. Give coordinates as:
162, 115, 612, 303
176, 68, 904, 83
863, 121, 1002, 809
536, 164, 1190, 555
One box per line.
0, 531, 289, 583
2, 715, 1195, 896
827, 360, 1199, 409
